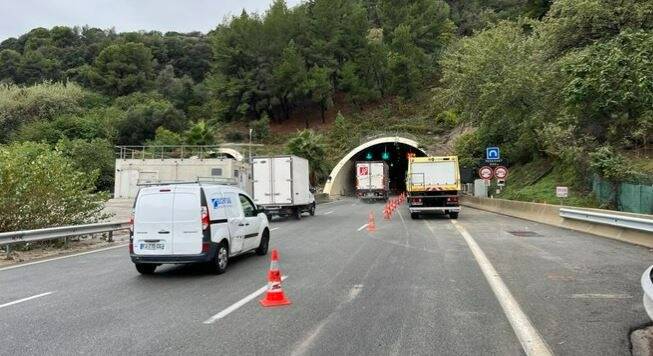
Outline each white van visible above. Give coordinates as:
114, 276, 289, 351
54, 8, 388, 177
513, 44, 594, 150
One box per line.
129, 184, 270, 274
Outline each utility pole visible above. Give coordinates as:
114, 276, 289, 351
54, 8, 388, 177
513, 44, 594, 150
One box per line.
249, 128, 253, 163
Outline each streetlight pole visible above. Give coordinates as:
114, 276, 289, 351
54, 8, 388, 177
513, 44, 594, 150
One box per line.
249, 128, 253, 163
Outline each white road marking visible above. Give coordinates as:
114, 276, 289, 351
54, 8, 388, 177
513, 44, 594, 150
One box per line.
447, 220, 553, 356
0, 292, 53, 309
319, 200, 344, 206
323, 210, 334, 215
570, 293, 632, 299
203, 276, 288, 324
357, 224, 369, 231
270, 227, 280, 231
0, 244, 128, 272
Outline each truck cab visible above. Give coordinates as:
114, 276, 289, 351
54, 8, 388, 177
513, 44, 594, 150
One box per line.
406, 156, 461, 219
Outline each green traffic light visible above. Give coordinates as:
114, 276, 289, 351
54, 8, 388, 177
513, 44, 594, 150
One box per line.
366, 152, 373, 160
382, 151, 389, 160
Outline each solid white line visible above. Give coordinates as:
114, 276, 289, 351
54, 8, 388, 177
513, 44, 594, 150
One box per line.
357, 224, 369, 232
270, 227, 280, 231
448, 221, 553, 356
0, 292, 53, 309
0, 244, 128, 272
203, 276, 288, 324
323, 210, 334, 215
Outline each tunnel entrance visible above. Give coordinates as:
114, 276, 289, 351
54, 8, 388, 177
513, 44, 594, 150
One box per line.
350, 143, 426, 193
323, 137, 427, 197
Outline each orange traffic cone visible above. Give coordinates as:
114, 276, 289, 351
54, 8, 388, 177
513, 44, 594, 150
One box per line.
383, 205, 391, 220
260, 249, 291, 307
367, 211, 376, 232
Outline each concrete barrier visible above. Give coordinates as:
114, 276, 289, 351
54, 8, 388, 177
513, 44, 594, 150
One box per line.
461, 196, 653, 248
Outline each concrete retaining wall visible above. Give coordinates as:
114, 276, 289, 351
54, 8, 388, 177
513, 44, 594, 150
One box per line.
461, 196, 653, 248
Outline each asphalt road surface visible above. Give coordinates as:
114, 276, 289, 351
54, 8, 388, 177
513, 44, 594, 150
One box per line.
1, 198, 651, 355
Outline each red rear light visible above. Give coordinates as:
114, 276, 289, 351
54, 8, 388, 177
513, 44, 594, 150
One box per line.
447, 197, 459, 203
128, 243, 133, 254
201, 206, 209, 230
128, 213, 134, 233
202, 242, 210, 253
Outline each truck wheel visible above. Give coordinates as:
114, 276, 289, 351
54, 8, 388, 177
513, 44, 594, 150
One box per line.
449, 212, 459, 219
135, 263, 156, 275
256, 230, 269, 256
210, 241, 229, 274
309, 203, 316, 216
294, 208, 302, 220
410, 212, 419, 220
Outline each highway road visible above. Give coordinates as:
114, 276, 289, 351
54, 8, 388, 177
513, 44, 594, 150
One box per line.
1, 198, 651, 355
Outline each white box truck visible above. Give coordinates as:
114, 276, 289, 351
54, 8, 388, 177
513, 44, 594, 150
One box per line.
252, 155, 316, 219
355, 161, 389, 201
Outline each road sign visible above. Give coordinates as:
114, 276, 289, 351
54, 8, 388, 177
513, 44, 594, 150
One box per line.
494, 166, 508, 179
497, 179, 506, 187
479, 166, 494, 180
486, 147, 500, 160
358, 166, 369, 176
556, 186, 568, 198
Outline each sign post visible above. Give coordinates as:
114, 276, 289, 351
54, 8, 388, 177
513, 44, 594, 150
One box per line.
556, 186, 568, 206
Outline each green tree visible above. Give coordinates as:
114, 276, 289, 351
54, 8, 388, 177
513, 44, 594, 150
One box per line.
93, 42, 154, 96
184, 120, 217, 145
0, 142, 109, 232
56, 138, 115, 192
251, 113, 271, 141
0, 82, 87, 142
0, 49, 21, 82
112, 92, 187, 145
306, 66, 333, 124
272, 41, 308, 121
286, 129, 327, 183
560, 30, 653, 146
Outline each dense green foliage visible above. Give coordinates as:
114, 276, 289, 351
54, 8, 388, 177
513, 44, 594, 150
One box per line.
440, 0, 652, 191
0, 142, 109, 232
0, 0, 650, 213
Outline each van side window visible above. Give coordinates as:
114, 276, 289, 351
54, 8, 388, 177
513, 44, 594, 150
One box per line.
239, 195, 257, 217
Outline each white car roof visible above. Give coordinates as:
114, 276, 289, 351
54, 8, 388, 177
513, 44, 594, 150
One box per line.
139, 184, 247, 196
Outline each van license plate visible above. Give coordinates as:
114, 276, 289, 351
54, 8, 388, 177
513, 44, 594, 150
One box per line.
140, 243, 165, 250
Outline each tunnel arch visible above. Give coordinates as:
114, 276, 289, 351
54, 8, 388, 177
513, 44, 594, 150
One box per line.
323, 136, 428, 197
217, 148, 244, 161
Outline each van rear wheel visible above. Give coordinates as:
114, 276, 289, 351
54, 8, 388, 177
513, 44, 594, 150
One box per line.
410, 212, 419, 219
210, 241, 229, 274
309, 203, 316, 216
449, 212, 459, 219
135, 263, 156, 275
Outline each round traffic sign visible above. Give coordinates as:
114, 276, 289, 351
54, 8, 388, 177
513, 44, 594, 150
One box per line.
479, 166, 493, 180
494, 166, 508, 179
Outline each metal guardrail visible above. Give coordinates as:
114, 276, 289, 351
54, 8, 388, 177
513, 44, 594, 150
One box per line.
559, 208, 653, 233
0, 221, 130, 257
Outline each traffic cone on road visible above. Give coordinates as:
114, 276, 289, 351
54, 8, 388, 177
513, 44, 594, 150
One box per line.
260, 249, 291, 307
383, 204, 391, 220
367, 211, 376, 232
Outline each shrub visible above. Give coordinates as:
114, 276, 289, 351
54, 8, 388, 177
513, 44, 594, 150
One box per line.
0, 142, 109, 232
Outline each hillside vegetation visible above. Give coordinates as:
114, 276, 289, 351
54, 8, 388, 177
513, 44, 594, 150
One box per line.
0, 0, 651, 231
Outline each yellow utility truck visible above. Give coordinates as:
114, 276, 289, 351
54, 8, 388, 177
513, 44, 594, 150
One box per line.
406, 156, 461, 219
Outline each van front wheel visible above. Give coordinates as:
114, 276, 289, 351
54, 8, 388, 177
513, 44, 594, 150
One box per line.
135, 263, 156, 275
211, 241, 229, 274
256, 230, 269, 256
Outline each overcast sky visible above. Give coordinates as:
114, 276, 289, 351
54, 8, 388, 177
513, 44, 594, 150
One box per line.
0, 0, 303, 41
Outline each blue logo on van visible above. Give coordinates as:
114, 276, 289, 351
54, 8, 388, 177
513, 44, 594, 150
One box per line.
211, 197, 231, 209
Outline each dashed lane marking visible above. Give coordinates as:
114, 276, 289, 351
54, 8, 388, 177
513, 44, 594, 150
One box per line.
270, 227, 280, 231
323, 210, 335, 215
0, 292, 54, 309
357, 224, 369, 232
203, 276, 288, 324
